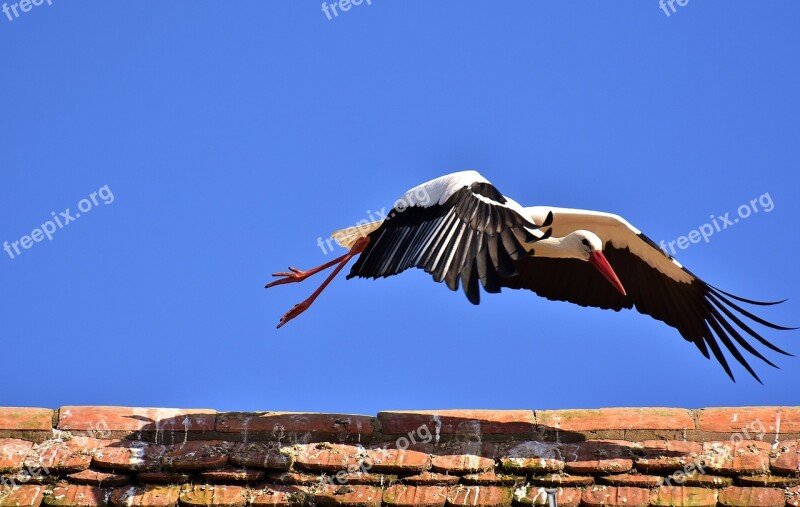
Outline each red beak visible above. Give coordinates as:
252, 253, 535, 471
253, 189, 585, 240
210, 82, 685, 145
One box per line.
588, 251, 627, 296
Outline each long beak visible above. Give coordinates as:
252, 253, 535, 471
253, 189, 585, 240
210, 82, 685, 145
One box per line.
588, 251, 627, 296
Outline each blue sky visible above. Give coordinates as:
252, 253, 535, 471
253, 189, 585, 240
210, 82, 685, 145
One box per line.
2, 1, 799, 414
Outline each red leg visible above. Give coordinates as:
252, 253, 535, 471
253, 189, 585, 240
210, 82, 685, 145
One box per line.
265, 252, 350, 288
276, 236, 369, 328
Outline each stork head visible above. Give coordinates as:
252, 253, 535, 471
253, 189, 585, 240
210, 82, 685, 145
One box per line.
568, 230, 627, 296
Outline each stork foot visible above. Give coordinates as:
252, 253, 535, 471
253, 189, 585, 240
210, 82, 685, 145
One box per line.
276, 300, 312, 328
265, 267, 311, 288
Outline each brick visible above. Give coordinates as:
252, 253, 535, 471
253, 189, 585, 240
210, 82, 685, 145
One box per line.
460, 471, 524, 486
446, 486, 513, 507
430, 454, 493, 474
788, 486, 800, 507
513, 487, 581, 507
562, 440, 635, 474
197, 469, 264, 482
676, 472, 733, 488
43, 485, 111, 507
328, 472, 395, 486
771, 440, 799, 475
697, 407, 800, 435
25, 437, 105, 473
650, 487, 717, 507
227, 443, 290, 470
635, 441, 702, 472
383, 485, 447, 507
500, 457, 563, 473
701, 441, 770, 475
378, 410, 534, 436
737, 474, 800, 487
536, 408, 693, 432
718, 487, 785, 507
0, 409, 53, 432
249, 485, 309, 506
58, 407, 215, 443
215, 413, 373, 443
597, 474, 663, 487
582, 486, 650, 507
136, 472, 192, 483
295, 444, 361, 472
0, 485, 45, 507
161, 441, 231, 471
179, 486, 247, 507
67, 469, 130, 486
92, 442, 166, 472
362, 447, 429, 473
0, 439, 34, 473
0, 471, 55, 485
110, 486, 181, 507
528, 473, 593, 487
400, 472, 459, 486
313, 485, 381, 507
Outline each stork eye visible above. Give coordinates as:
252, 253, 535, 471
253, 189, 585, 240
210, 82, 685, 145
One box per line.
581, 238, 590, 247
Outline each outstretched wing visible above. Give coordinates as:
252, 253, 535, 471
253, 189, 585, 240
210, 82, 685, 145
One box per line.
501, 206, 794, 382
347, 171, 548, 304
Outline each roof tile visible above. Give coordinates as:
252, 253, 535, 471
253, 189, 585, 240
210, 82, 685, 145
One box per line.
770, 440, 799, 475
597, 473, 663, 488
92, 442, 166, 472
717, 487, 786, 507
43, 485, 111, 507
537, 408, 694, 432
197, 469, 265, 483
582, 486, 650, 507
58, 407, 215, 443
67, 469, 130, 487
635, 440, 702, 472
650, 486, 717, 507
430, 454, 494, 474
109, 485, 181, 507
249, 484, 309, 506
697, 407, 800, 435
528, 473, 594, 487
136, 472, 193, 484
382, 485, 447, 507
563, 440, 635, 474
161, 442, 231, 472
179, 485, 247, 507
227, 443, 290, 471
514, 486, 581, 507
0, 485, 45, 507
399, 472, 459, 486
216, 413, 373, 444
362, 448, 429, 473
313, 485, 382, 507
378, 410, 534, 436
445, 485, 514, 507
701, 441, 771, 475
295, 444, 362, 473
0, 439, 34, 473
460, 471, 524, 486
25, 437, 104, 474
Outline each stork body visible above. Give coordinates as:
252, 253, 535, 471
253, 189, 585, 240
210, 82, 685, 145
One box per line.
266, 171, 794, 381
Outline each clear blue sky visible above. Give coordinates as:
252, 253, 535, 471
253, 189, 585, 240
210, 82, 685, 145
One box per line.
2, 2, 799, 413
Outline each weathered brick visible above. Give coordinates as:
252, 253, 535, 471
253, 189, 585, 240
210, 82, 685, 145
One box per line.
582, 486, 650, 507
460, 471, 524, 486
67, 469, 130, 487
110, 486, 180, 507
0, 470, 55, 485
635, 441, 702, 472
497, 441, 563, 473
313, 485, 381, 507
58, 408, 215, 443
197, 469, 264, 482
528, 473, 593, 487
562, 440, 634, 474
227, 443, 290, 470
0, 409, 53, 432
676, 472, 733, 488
500, 457, 563, 474
161, 441, 230, 471
0, 439, 34, 473
787, 486, 800, 507
701, 441, 770, 475
295, 444, 361, 473
430, 454, 493, 474
378, 410, 534, 436
737, 474, 800, 487
25, 437, 104, 473
717, 487, 785, 507
179, 485, 247, 507
537, 408, 693, 432
649, 487, 717, 507
513, 487, 581, 507
771, 440, 799, 475
446, 486, 513, 507
249, 485, 309, 506
696, 407, 800, 435
597, 474, 663, 488
43, 485, 111, 507
362, 447, 429, 473
383, 485, 447, 507
92, 442, 166, 472
0, 485, 45, 507
265, 472, 323, 486
215, 413, 373, 443
400, 472, 459, 486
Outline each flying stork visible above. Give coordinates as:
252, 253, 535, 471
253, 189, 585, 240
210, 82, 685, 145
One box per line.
266, 171, 794, 381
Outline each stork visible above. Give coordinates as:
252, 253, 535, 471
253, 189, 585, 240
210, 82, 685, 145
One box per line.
266, 171, 794, 381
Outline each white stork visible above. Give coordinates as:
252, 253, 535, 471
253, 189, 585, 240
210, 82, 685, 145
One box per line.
266, 171, 794, 381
